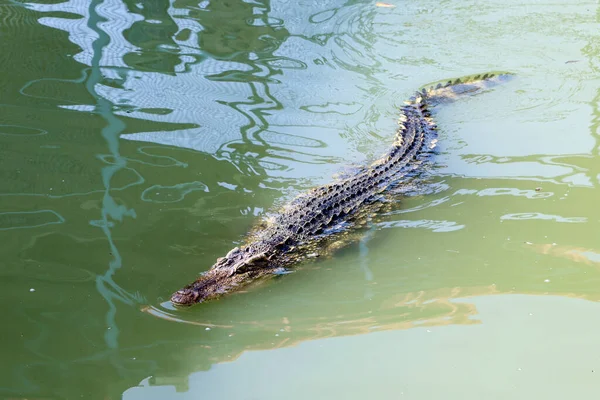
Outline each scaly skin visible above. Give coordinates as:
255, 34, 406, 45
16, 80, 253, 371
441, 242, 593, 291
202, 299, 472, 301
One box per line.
171, 73, 513, 306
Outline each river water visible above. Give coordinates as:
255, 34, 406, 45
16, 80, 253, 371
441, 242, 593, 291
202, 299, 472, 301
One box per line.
1, 0, 600, 398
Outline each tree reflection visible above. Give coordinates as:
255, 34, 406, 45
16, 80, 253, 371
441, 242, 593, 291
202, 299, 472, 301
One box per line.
122, 0, 181, 73
117, 0, 296, 181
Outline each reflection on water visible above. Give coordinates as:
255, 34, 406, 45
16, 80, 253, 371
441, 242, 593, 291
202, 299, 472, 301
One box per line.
2, 0, 600, 398
126, 295, 600, 400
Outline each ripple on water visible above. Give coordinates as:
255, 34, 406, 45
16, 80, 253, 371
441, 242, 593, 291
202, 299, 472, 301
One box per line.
0, 210, 65, 231
17, 261, 96, 283
453, 187, 554, 199
309, 8, 338, 24
141, 181, 209, 203
0, 124, 47, 136
141, 303, 233, 328
301, 101, 363, 115
500, 213, 587, 223
475, 188, 554, 199
0, 4, 42, 31
378, 219, 465, 233
259, 130, 327, 148
264, 57, 308, 70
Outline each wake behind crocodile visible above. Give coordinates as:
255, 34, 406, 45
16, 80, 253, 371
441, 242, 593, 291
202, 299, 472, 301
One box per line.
171, 73, 514, 306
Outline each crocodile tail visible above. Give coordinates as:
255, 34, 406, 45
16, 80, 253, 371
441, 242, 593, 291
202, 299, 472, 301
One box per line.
415, 72, 514, 106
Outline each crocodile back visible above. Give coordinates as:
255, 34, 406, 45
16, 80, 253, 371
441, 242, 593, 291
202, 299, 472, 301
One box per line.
255, 96, 436, 249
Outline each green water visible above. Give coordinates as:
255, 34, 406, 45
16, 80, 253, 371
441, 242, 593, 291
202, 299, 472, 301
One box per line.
1, 0, 600, 398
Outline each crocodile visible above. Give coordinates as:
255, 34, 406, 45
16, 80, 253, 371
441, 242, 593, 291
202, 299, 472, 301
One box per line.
171, 72, 513, 306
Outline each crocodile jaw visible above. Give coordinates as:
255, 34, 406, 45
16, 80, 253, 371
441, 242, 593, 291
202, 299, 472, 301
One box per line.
170, 248, 273, 306
170, 288, 202, 305
170, 268, 234, 306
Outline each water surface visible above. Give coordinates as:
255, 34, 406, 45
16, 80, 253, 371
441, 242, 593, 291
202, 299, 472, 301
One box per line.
1, 0, 600, 398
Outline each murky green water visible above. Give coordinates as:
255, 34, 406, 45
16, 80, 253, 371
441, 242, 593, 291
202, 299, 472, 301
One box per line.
1, 0, 600, 398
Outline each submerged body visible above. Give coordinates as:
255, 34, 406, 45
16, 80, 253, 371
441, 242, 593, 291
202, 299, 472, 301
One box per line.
171, 73, 513, 306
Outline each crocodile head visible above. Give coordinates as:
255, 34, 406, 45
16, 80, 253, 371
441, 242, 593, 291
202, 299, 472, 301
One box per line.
170, 246, 273, 306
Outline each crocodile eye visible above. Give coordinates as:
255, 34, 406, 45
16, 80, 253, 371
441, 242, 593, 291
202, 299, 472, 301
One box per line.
226, 247, 241, 258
